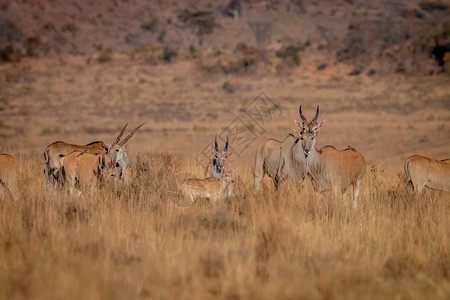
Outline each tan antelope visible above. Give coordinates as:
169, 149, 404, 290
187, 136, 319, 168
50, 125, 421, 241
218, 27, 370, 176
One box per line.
63, 151, 119, 195
43, 123, 144, 190
253, 137, 283, 192
181, 169, 236, 205
404, 155, 450, 193
296, 106, 366, 207
205, 135, 232, 179
0, 154, 17, 201
254, 106, 324, 193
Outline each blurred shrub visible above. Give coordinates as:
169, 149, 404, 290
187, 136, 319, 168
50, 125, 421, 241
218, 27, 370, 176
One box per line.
162, 46, 177, 63
0, 44, 21, 62
189, 45, 199, 58
61, 22, 78, 36
141, 42, 159, 64
419, 1, 450, 11
276, 45, 301, 65
97, 53, 112, 63
178, 9, 219, 45
140, 17, 158, 32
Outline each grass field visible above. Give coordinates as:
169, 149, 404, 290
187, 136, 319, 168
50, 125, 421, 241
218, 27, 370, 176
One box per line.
0, 56, 449, 299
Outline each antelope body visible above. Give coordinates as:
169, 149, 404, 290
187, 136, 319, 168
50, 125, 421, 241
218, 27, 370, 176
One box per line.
43, 141, 108, 190
254, 106, 322, 193
205, 135, 232, 179
43, 123, 144, 190
295, 105, 365, 207
254, 138, 283, 192
182, 170, 236, 205
0, 154, 17, 201
63, 151, 118, 195
405, 155, 450, 193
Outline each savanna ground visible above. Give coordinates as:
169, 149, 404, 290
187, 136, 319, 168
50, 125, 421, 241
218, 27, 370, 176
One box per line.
0, 55, 449, 299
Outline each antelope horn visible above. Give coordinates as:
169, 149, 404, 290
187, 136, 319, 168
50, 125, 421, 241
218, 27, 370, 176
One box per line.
224, 135, 229, 152
298, 105, 307, 123
101, 151, 106, 168
119, 123, 145, 146
113, 123, 128, 146
311, 105, 320, 123
214, 135, 219, 152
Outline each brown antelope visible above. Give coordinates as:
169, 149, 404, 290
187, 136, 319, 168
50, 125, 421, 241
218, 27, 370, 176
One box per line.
205, 135, 232, 179
404, 155, 450, 193
43, 123, 144, 190
63, 151, 119, 196
296, 106, 366, 207
253, 137, 283, 192
254, 106, 324, 193
181, 169, 236, 205
0, 154, 17, 201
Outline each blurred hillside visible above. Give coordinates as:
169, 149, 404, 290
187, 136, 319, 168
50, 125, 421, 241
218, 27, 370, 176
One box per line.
1, 0, 450, 75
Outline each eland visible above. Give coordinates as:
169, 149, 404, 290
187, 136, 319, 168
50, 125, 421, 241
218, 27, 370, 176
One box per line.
254, 106, 324, 193
63, 151, 119, 195
182, 169, 236, 205
0, 154, 17, 201
205, 135, 232, 179
296, 105, 366, 207
43, 123, 144, 190
404, 155, 450, 193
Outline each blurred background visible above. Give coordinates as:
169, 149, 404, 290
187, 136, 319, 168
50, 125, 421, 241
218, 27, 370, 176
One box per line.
0, 0, 449, 163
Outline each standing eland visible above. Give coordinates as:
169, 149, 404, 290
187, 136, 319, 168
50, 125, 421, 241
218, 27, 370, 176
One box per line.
296, 105, 366, 207
205, 135, 232, 179
63, 150, 119, 196
0, 154, 17, 201
43, 123, 144, 190
254, 106, 324, 193
404, 155, 450, 193
182, 169, 236, 205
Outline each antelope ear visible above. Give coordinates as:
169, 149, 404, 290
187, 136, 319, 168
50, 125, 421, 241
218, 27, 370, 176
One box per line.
316, 119, 326, 130
293, 128, 302, 137
209, 146, 216, 156
225, 150, 233, 158
294, 120, 303, 129
231, 169, 237, 176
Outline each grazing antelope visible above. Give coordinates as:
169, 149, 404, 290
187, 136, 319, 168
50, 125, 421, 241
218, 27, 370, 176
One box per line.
43, 140, 109, 190
0, 154, 17, 201
182, 169, 236, 205
404, 155, 450, 193
63, 151, 119, 195
205, 135, 232, 179
296, 106, 366, 207
254, 106, 323, 193
43, 123, 144, 190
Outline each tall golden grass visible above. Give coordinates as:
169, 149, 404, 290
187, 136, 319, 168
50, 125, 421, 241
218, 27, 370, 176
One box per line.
1, 151, 449, 299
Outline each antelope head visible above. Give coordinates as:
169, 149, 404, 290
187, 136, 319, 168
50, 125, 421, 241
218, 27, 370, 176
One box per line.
209, 135, 232, 175
221, 169, 237, 198
97, 151, 120, 184
108, 123, 145, 171
294, 105, 326, 157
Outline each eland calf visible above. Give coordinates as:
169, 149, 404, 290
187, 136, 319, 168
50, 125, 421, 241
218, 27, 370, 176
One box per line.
205, 135, 232, 179
0, 154, 17, 201
182, 169, 236, 205
405, 155, 450, 193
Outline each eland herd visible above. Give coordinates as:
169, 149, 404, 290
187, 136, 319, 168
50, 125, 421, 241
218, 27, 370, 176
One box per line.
0, 105, 449, 205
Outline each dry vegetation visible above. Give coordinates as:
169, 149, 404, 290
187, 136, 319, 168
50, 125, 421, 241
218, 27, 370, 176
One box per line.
0, 151, 449, 299
0, 0, 450, 298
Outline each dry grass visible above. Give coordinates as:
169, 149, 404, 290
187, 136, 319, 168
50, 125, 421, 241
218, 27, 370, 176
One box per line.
0, 55, 449, 298
0, 152, 449, 299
